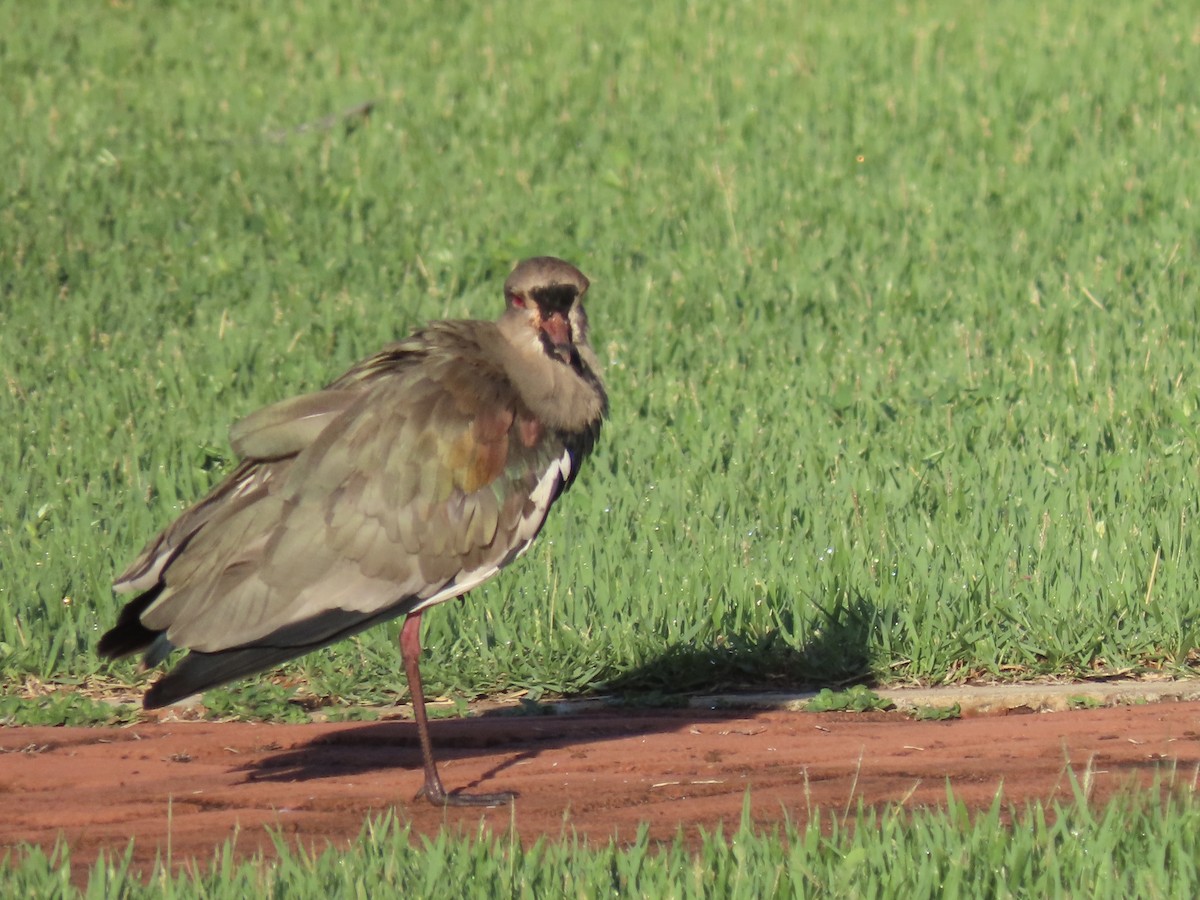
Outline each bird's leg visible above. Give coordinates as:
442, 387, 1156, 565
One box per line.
399, 612, 515, 807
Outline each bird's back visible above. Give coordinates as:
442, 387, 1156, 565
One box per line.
102, 320, 599, 701
100, 256, 606, 712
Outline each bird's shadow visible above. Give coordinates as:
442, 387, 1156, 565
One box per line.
242, 716, 541, 788
241, 706, 751, 787
591, 586, 880, 698
241, 588, 879, 786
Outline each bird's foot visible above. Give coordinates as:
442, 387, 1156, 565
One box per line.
417, 781, 515, 808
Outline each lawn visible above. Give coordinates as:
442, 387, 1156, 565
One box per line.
8, 785, 1200, 898
2, 0, 1199, 890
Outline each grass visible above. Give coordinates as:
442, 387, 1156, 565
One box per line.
4, 782, 1200, 897
805, 685, 893, 714
2, 0, 1199, 891
0, 689, 138, 727
3, 0, 1197, 711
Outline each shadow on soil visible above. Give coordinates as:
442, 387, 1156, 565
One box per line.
240, 590, 882, 786
239, 707, 779, 786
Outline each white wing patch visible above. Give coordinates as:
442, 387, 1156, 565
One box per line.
408, 448, 573, 615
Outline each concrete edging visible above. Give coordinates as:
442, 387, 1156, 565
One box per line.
688, 680, 1200, 716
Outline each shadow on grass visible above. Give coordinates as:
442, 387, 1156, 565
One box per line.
240, 589, 884, 786
590, 587, 882, 698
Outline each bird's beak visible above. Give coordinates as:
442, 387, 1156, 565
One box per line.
540, 311, 572, 357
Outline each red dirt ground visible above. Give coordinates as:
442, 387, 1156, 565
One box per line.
3, 702, 1199, 877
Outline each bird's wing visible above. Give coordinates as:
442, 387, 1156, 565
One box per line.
228, 389, 361, 460
112, 389, 363, 594
138, 336, 569, 654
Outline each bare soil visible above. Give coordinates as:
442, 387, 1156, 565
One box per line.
2, 701, 1199, 878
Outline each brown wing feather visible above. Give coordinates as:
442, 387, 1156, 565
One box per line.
134, 323, 570, 654
113, 388, 363, 595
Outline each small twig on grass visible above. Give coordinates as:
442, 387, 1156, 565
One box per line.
1143, 547, 1162, 606
712, 161, 753, 268
263, 99, 377, 142
1079, 283, 1106, 311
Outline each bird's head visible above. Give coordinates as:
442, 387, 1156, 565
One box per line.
502, 257, 591, 363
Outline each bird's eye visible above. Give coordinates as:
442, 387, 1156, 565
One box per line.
511, 294, 527, 308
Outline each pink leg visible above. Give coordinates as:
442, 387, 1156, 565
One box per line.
399, 612, 514, 807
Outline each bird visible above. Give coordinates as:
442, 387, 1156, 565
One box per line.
99, 257, 607, 807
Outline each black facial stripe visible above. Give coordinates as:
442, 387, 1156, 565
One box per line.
538, 330, 597, 379
531, 284, 578, 314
